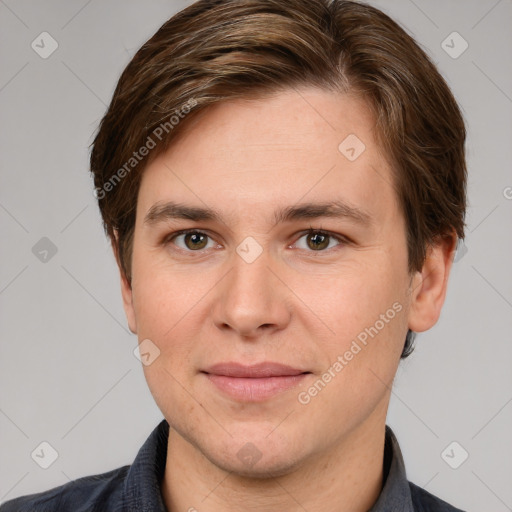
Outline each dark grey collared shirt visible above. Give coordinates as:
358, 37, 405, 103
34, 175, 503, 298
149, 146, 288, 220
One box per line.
1, 420, 465, 511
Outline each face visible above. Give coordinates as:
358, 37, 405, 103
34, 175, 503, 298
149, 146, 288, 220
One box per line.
118, 87, 451, 477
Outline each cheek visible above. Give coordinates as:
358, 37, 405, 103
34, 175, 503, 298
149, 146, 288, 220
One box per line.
298, 269, 407, 418
130, 254, 209, 372
131, 248, 197, 337
297, 258, 407, 348
132, 269, 201, 409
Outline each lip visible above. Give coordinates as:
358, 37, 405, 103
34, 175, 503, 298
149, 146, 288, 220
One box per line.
202, 362, 311, 402
203, 361, 308, 377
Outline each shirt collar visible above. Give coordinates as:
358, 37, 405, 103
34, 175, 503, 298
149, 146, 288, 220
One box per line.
124, 419, 169, 512
124, 420, 413, 512
369, 425, 414, 512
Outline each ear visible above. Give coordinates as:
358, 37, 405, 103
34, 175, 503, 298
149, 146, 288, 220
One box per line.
407, 232, 458, 333
111, 230, 138, 334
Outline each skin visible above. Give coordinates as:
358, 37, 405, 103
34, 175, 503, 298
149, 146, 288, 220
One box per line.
113, 87, 456, 511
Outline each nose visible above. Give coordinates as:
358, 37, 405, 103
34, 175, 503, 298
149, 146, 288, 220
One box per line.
211, 245, 291, 339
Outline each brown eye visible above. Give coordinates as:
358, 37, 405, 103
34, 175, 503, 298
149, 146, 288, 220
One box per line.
306, 232, 330, 251
183, 232, 208, 250
169, 230, 214, 251
294, 230, 344, 252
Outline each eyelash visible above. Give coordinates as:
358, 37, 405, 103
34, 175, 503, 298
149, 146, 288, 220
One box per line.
163, 227, 349, 255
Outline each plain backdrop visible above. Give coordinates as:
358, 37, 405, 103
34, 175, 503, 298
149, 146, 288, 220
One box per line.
1, 1, 511, 510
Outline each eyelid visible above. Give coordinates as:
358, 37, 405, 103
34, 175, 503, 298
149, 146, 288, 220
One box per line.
291, 228, 349, 252
164, 228, 214, 242
164, 227, 349, 253
163, 228, 221, 251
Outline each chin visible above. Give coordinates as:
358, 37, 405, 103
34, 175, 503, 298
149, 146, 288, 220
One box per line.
214, 450, 304, 480
203, 434, 307, 480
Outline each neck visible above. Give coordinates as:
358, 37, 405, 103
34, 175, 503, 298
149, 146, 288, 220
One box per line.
161, 414, 387, 512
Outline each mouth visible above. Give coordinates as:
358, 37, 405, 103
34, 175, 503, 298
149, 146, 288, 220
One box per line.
201, 362, 312, 402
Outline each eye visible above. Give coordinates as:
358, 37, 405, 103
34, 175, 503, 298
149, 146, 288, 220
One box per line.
167, 230, 217, 251
293, 229, 345, 252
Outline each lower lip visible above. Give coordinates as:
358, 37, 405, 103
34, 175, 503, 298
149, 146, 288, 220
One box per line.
204, 373, 309, 401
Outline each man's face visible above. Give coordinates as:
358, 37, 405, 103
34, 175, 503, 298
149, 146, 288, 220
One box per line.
121, 87, 421, 475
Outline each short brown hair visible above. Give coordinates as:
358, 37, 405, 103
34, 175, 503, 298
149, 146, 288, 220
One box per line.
89, 0, 467, 358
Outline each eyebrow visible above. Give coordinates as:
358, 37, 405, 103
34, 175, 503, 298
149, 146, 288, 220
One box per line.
143, 200, 373, 228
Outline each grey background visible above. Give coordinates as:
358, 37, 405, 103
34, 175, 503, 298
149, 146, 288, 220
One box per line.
1, 0, 511, 510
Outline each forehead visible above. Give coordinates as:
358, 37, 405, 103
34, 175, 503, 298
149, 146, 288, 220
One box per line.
136, 87, 398, 228
169, 87, 377, 162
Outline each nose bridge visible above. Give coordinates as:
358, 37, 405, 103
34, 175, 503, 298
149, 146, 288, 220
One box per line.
231, 246, 272, 300
212, 240, 290, 336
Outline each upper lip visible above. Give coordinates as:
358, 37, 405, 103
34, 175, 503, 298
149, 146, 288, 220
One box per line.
203, 362, 309, 378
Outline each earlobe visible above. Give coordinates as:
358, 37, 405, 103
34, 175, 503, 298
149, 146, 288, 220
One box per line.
407, 233, 458, 333
111, 230, 138, 334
